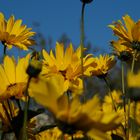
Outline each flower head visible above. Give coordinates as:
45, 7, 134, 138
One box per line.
111, 40, 133, 61
80, 0, 93, 4
0, 12, 35, 50
89, 54, 116, 77
109, 15, 140, 51
0, 55, 30, 100
41, 42, 94, 93
30, 76, 122, 140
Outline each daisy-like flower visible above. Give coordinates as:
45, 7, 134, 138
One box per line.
30, 75, 122, 140
0, 12, 35, 50
111, 40, 133, 61
109, 15, 140, 51
89, 54, 116, 77
0, 54, 30, 100
35, 127, 84, 140
35, 127, 62, 140
41, 42, 95, 93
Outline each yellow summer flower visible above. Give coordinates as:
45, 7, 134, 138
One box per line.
111, 40, 133, 60
89, 54, 116, 77
41, 42, 95, 93
35, 128, 84, 140
0, 55, 30, 100
30, 76, 122, 140
109, 15, 140, 51
35, 127, 62, 140
0, 12, 35, 50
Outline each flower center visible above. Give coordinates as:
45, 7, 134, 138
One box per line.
57, 121, 77, 135
131, 41, 140, 51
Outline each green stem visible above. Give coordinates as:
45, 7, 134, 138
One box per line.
127, 50, 137, 140
121, 61, 127, 131
4, 45, 6, 56
21, 77, 31, 140
71, 135, 74, 140
80, 3, 86, 91
2, 41, 7, 57
103, 76, 117, 111
131, 50, 136, 73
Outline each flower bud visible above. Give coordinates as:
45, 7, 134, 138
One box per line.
26, 60, 42, 77
80, 0, 93, 4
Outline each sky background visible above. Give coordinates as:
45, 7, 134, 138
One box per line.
0, 0, 140, 55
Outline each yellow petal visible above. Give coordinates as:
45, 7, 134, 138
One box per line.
4, 56, 16, 84
6, 15, 15, 33
87, 129, 111, 140
10, 19, 22, 35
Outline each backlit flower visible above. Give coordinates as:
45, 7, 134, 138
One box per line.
109, 15, 140, 51
35, 128, 84, 140
35, 127, 62, 140
89, 54, 116, 77
30, 76, 122, 140
41, 42, 94, 92
0, 55, 30, 100
0, 12, 35, 50
111, 40, 133, 61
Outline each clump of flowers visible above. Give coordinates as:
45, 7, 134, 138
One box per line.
0, 3, 140, 140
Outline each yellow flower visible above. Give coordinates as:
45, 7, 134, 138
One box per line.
127, 71, 140, 88
30, 76, 122, 140
0, 12, 35, 50
103, 91, 140, 139
111, 40, 133, 60
0, 55, 30, 100
109, 15, 140, 51
104, 90, 123, 105
41, 42, 94, 92
102, 90, 124, 120
35, 128, 84, 140
89, 54, 116, 77
35, 127, 62, 140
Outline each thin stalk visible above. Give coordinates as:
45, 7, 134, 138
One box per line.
103, 76, 117, 111
127, 50, 137, 140
2, 41, 7, 57
80, 3, 86, 91
121, 61, 127, 132
3, 45, 6, 56
21, 77, 31, 140
71, 135, 74, 140
131, 50, 136, 73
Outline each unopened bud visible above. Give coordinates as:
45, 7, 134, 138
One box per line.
80, 0, 93, 4
26, 60, 42, 77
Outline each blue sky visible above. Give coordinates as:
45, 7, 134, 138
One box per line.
0, 0, 140, 55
